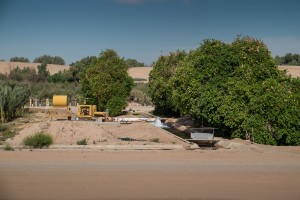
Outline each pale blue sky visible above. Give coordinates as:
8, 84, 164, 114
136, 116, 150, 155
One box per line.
0, 0, 299, 65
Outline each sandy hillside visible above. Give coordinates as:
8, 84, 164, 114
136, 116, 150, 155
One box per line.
0, 61, 69, 75
1, 61, 299, 79
128, 67, 152, 82
278, 65, 300, 77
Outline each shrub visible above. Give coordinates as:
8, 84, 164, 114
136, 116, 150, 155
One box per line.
4, 143, 14, 151
23, 132, 53, 148
77, 138, 87, 145
150, 138, 160, 143
0, 124, 17, 141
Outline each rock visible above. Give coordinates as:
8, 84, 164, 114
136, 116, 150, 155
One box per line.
187, 143, 200, 150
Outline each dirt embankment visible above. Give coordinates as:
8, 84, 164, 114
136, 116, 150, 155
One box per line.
5, 109, 186, 147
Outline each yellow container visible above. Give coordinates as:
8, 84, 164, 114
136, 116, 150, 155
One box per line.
52, 95, 67, 107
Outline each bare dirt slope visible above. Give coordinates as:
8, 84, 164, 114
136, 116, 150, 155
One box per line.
1, 149, 300, 200
0, 61, 69, 75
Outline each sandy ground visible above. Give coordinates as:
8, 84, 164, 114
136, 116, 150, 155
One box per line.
0, 61, 69, 75
0, 149, 300, 200
2, 108, 300, 200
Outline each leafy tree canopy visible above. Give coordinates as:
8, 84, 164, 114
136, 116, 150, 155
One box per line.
33, 55, 65, 65
125, 58, 145, 67
80, 49, 134, 116
37, 63, 50, 82
69, 56, 97, 82
10, 57, 30, 63
150, 36, 300, 145
275, 53, 300, 66
149, 50, 187, 115
0, 83, 31, 123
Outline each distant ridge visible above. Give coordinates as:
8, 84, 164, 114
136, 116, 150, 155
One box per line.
0, 61, 69, 75
1, 61, 299, 79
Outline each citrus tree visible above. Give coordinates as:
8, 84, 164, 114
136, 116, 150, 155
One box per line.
80, 49, 134, 116
149, 51, 186, 115
170, 36, 300, 145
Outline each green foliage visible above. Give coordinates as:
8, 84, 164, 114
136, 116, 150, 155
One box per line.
23, 132, 53, 148
0, 83, 31, 123
4, 143, 14, 151
69, 56, 96, 82
77, 138, 87, 145
166, 36, 300, 145
30, 82, 81, 99
275, 53, 300, 66
80, 49, 134, 116
125, 58, 145, 67
130, 83, 152, 106
8, 67, 37, 82
37, 63, 50, 82
149, 50, 187, 115
33, 55, 65, 65
150, 138, 160, 143
0, 124, 17, 142
47, 71, 68, 83
10, 57, 30, 63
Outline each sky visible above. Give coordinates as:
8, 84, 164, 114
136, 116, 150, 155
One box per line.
0, 0, 299, 65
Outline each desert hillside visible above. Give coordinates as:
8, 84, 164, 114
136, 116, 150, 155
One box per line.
1, 61, 299, 79
128, 67, 152, 82
278, 65, 300, 78
0, 61, 70, 75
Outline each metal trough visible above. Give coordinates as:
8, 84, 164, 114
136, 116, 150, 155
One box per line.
189, 128, 216, 140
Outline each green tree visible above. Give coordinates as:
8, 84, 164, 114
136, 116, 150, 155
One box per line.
10, 57, 30, 63
170, 36, 300, 145
149, 51, 186, 115
125, 58, 145, 67
0, 83, 31, 123
69, 56, 97, 82
80, 50, 134, 116
47, 71, 67, 83
37, 63, 50, 82
33, 55, 65, 65
8, 67, 37, 82
275, 53, 300, 65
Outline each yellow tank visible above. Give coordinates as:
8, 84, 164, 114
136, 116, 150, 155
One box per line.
52, 95, 67, 107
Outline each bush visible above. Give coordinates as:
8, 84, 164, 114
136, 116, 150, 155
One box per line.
0, 124, 17, 141
77, 139, 87, 145
23, 132, 53, 148
4, 143, 14, 151
150, 138, 160, 143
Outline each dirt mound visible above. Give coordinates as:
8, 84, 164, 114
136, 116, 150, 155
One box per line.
6, 110, 186, 147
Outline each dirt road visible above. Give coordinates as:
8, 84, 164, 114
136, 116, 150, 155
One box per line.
1, 149, 300, 200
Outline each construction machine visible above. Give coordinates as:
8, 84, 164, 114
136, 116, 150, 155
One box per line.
77, 104, 110, 121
